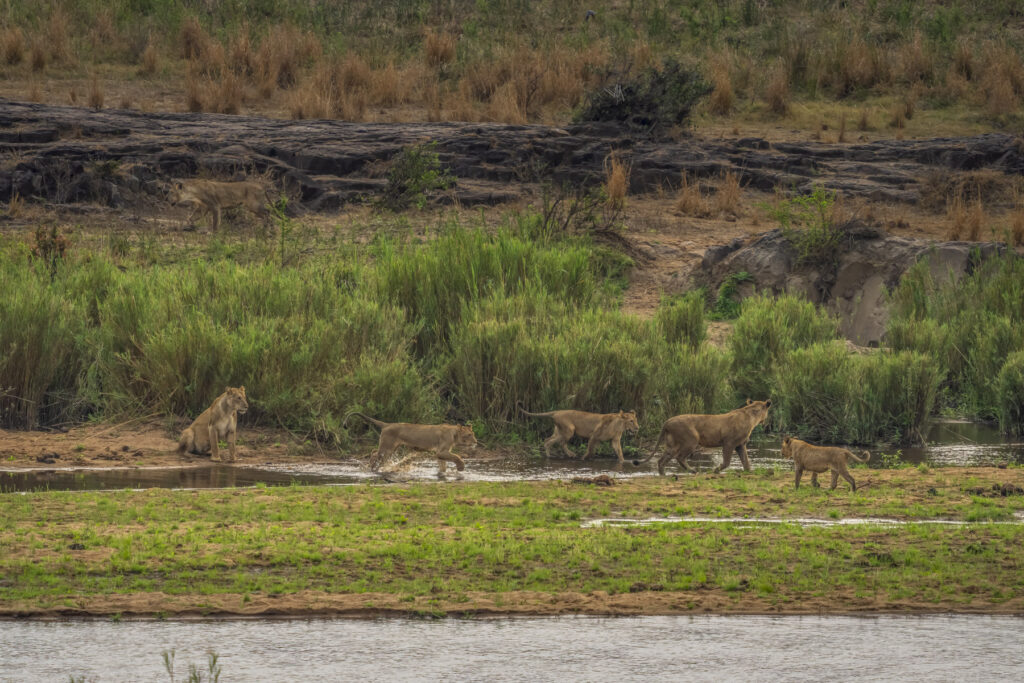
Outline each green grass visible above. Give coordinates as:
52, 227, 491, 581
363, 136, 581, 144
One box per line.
2, 472, 1023, 614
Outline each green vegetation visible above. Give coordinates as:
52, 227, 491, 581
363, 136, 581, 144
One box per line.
768, 187, 846, 268
378, 142, 455, 211
888, 255, 1024, 431
2, 473, 1022, 615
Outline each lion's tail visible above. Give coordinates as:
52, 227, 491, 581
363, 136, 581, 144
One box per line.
632, 425, 669, 466
345, 412, 388, 429
849, 449, 871, 464
177, 428, 192, 454
517, 403, 555, 419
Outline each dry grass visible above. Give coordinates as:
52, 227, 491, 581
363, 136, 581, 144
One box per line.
857, 108, 871, 131
213, 72, 244, 115
229, 27, 257, 78
371, 62, 403, 107
488, 81, 526, 124
604, 154, 630, 210
896, 32, 933, 84
46, 8, 72, 64
340, 53, 372, 91
185, 63, 205, 112
946, 194, 985, 241
29, 40, 46, 72
179, 16, 208, 61
87, 74, 104, 110
6, 192, 24, 219
675, 173, 710, 217
2, 28, 25, 65
1012, 208, 1024, 247
837, 115, 847, 143
708, 57, 734, 115
28, 82, 41, 103
953, 39, 974, 80
713, 171, 742, 216
424, 29, 456, 68
118, 96, 132, 110
764, 60, 790, 116
139, 37, 158, 76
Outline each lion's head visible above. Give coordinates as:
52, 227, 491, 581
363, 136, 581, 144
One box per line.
222, 386, 248, 414
456, 425, 478, 448
781, 435, 793, 459
743, 398, 771, 423
619, 411, 640, 433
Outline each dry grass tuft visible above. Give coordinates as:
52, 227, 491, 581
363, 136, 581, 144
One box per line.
488, 81, 526, 124
179, 16, 208, 61
229, 27, 257, 78
371, 62, 404, 107
185, 63, 205, 112
857, 108, 871, 131
118, 97, 132, 110
946, 194, 985, 241
139, 36, 158, 76
87, 74, 104, 110
46, 8, 72, 63
837, 115, 847, 143
2, 28, 25, 65
1012, 207, 1024, 247
6, 192, 24, 219
953, 39, 974, 80
604, 154, 630, 210
30, 40, 46, 72
340, 53, 372, 91
676, 173, 710, 217
896, 32, 933, 84
764, 60, 790, 115
424, 29, 456, 68
28, 82, 42, 103
708, 58, 734, 115
713, 171, 743, 216
213, 71, 244, 115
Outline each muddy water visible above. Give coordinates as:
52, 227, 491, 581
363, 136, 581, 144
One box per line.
2, 615, 1022, 682
2, 420, 1022, 492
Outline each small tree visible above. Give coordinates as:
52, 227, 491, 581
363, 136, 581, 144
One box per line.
379, 141, 455, 211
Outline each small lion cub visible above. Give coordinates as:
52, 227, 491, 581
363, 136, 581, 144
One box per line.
177, 386, 249, 462
782, 436, 871, 491
171, 179, 271, 232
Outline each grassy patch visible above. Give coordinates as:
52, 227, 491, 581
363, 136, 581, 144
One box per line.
1, 470, 1023, 615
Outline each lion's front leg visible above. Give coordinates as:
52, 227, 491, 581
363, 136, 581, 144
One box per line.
208, 424, 220, 462
226, 423, 238, 462
611, 434, 625, 463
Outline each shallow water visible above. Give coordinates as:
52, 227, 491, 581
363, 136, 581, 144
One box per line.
2, 419, 1022, 493
2, 615, 1022, 682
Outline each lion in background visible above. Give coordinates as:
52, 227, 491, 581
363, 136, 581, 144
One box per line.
171, 179, 272, 232
782, 436, 871, 491
634, 399, 772, 475
519, 406, 639, 463
177, 386, 249, 462
347, 413, 477, 475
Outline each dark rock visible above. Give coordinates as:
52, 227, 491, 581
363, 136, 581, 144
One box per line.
68, 543, 86, 550
696, 227, 1005, 345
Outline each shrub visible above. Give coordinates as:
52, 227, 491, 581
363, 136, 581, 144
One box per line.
772, 341, 853, 442
997, 351, 1024, 436
654, 292, 706, 348
854, 350, 941, 444
767, 186, 845, 268
575, 58, 710, 134
378, 142, 455, 211
709, 271, 752, 320
729, 293, 839, 402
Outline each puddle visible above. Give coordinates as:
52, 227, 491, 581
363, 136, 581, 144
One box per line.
1, 419, 1022, 493
2, 614, 1022, 682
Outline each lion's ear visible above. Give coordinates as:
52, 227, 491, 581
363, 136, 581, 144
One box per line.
765, 399, 772, 408
240, 385, 246, 393
746, 398, 752, 405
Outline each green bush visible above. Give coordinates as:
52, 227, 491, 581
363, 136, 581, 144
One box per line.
771, 342, 853, 442
997, 351, 1024, 436
378, 141, 455, 211
729, 293, 839, 402
767, 186, 845, 268
654, 291, 706, 347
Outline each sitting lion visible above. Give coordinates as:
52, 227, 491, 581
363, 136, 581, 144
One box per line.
519, 406, 639, 463
634, 399, 771, 475
782, 436, 870, 491
177, 386, 248, 462
347, 413, 477, 475
171, 179, 271, 232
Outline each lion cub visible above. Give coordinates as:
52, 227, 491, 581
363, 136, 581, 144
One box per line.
177, 386, 248, 462
782, 436, 871, 491
348, 413, 477, 475
171, 179, 271, 232
519, 406, 639, 463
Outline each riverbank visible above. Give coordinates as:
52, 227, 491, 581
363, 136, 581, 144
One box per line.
2, 470, 1023, 618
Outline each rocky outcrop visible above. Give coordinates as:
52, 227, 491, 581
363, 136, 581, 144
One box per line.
696, 226, 1006, 345
1, 99, 1022, 211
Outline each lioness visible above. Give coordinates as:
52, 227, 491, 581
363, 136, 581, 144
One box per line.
782, 436, 871, 491
347, 413, 477, 474
634, 399, 772, 475
519, 407, 639, 463
177, 386, 248, 462
171, 179, 271, 232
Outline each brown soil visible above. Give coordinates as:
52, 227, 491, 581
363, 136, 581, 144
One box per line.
0, 420, 328, 469
4, 588, 1022, 619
